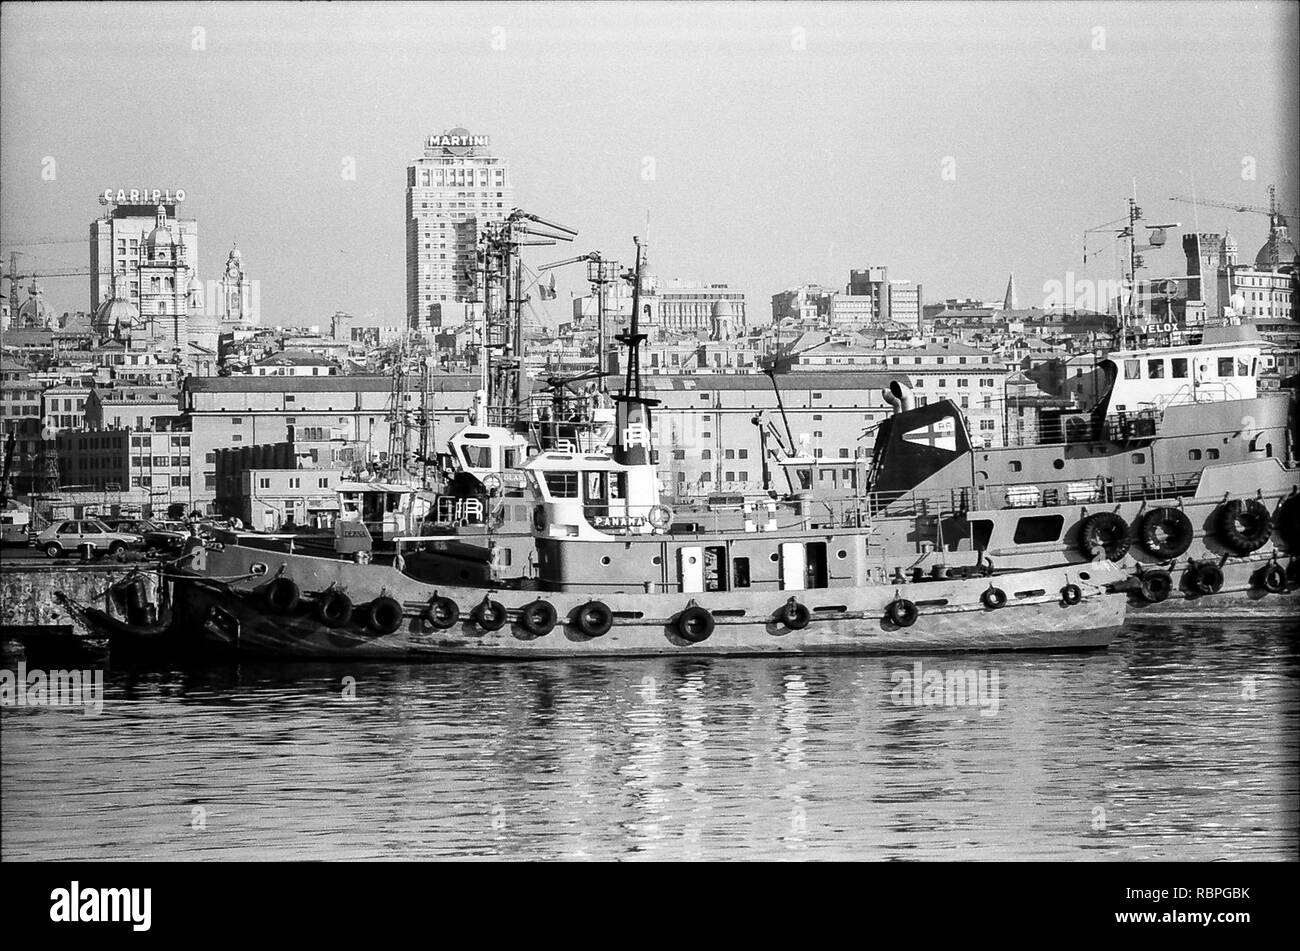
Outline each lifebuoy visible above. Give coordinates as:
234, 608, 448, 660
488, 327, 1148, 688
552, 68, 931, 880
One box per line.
647, 505, 673, 530
1137, 507, 1193, 559
313, 590, 353, 628
886, 598, 919, 627
1189, 562, 1224, 595
1216, 499, 1271, 555
518, 600, 557, 637
1138, 569, 1173, 603
572, 600, 613, 638
1258, 563, 1287, 594
471, 598, 507, 632
424, 595, 459, 629
777, 599, 811, 630
676, 605, 715, 643
1275, 495, 1300, 550
261, 577, 300, 613
1078, 512, 1130, 561
1060, 583, 1083, 606
981, 586, 1007, 609
360, 596, 404, 635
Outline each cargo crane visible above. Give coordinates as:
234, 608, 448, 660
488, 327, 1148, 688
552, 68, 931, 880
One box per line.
537, 250, 621, 391
1168, 184, 1298, 223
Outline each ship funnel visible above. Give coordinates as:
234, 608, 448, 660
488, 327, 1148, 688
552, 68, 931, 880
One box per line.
889, 380, 914, 412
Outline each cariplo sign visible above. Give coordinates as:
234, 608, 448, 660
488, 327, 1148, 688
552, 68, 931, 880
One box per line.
101, 189, 186, 205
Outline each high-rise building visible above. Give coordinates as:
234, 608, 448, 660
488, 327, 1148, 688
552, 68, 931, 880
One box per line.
90, 189, 197, 312
406, 128, 513, 332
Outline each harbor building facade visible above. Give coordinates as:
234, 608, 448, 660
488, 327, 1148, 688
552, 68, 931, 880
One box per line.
406, 129, 513, 332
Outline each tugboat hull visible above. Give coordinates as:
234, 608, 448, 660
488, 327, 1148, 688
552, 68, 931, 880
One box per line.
161, 545, 1127, 660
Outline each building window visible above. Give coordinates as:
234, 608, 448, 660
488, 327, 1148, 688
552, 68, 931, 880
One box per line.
701, 449, 712, 459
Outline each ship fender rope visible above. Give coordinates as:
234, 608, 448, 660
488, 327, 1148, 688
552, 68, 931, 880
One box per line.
1273, 494, 1300, 551
572, 600, 614, 638
675, 603, 715, 643
885, 597, 919, 627
1188, 561, 1224, 595
776, 597, 811, 630
471, 597, 508, 632
1077, 512, 1131, 562
1137, 569, 1173, 603
1137, 506, 1194, 559
359, 595, 404, 636
424, 594, 460, 630
517, 599, 557, 637
1215, 499, 1272, 555
260, 576, 301, 614
1257, 561, 1288, 594
980, 586, 1007, 610
312, 589, 353, 628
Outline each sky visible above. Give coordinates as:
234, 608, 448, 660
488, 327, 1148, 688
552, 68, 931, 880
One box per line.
1, 0, 1297, 326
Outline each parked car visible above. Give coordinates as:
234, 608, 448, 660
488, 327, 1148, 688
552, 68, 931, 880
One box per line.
37, 519, 144, 558
102, 518, 188, 552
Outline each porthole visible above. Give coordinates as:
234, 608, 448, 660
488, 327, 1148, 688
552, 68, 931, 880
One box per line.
1052, 459, 1065, 470
836, 550, 848, 559
652, 556, 661, 566
769, 552, 779, 562
601, 556, 611, 566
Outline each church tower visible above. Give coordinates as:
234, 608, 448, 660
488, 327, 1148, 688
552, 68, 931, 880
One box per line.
137, 205, 192, 355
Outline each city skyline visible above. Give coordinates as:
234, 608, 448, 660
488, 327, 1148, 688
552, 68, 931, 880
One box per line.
1, 1, 1296, 325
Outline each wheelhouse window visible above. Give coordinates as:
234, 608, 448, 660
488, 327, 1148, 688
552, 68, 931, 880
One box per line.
1217, 357, 1234, 376
1124, 360, 1140, 379
1171, 358, 1188, 378
543, 471, 579, 498
1147, 359, 1165, 379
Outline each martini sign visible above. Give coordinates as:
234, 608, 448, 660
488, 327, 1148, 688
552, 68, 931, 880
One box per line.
427, 129, 489, 152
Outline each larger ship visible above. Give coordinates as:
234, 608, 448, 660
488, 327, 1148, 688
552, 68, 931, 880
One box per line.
854, 321, 1299, 618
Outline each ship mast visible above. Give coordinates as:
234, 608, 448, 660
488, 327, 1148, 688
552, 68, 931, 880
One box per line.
611, 237, 659, 466
477, 209, 575, 427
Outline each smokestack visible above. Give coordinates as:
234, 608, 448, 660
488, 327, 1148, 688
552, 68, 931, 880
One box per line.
889, 379, 914, 412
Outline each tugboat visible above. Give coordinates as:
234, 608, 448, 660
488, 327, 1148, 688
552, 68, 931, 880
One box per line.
139, 237, 1128, 660
856, 320, 1299, 619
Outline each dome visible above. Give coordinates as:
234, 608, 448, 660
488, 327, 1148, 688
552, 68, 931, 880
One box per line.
17, 294, 55, 329
711, 298, 734, 320
92, 296, 139, 335
146, 225, 175, 253
229, 246, 241, 261
1255, 218, 1298, 270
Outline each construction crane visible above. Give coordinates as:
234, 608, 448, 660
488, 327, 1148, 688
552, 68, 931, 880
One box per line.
1169, 184, 1297, 222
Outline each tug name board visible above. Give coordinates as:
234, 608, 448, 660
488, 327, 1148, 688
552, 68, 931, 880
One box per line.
101, 189, 186, 205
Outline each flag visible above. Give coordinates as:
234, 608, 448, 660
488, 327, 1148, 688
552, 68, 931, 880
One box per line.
539, 274, 557, 301
902, 417, 956, 451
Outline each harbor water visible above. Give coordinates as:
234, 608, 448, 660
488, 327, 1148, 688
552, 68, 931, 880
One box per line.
2, 618, 1295, 861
